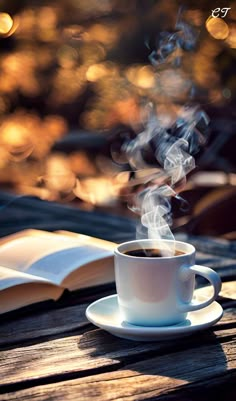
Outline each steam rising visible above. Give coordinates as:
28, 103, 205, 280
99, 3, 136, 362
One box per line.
125, 107, 209, 255
121, 11, 210, 256
148, 9, 198, 67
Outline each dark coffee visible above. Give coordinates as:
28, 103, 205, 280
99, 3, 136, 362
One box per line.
124, 248, 185, 257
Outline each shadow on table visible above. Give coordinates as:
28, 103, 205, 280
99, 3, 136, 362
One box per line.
78, 328, 228, 384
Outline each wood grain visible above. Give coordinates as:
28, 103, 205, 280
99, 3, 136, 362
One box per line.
0, 192, 136, 242
0, 191, 236, 400
0, 308, 235, 390
0, 282, 234, 348
0, 277, 235, 400
1, 329, 235, 400
197, 281, 236, 301
0, 303, 90, 347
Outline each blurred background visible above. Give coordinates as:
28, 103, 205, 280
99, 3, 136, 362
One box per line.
0, 0, 236, 238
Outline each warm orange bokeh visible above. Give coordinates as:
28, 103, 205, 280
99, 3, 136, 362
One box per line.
0, 2, 234, 207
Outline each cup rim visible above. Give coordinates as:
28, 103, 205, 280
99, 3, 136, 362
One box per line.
115, 239, 195, 259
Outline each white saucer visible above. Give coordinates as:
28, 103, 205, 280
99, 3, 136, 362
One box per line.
85, 294, 223, 341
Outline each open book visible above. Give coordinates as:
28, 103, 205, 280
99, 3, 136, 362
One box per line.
0, 229, 115, 314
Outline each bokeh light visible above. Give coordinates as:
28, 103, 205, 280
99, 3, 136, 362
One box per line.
206, 17, 229, 40
0, 13, 13, 35
126, 66, 155, 89
0, 1, 234, 207
226, 26, 236, 48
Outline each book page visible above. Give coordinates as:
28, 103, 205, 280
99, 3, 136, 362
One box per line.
0, 233, 114, 286
56, 230, 116, 251
0, 265, 51, 290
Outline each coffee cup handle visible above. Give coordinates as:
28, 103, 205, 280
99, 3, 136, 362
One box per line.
178, 265, 222, 313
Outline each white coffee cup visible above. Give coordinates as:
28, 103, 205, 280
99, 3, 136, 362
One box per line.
114, 239, 222, 327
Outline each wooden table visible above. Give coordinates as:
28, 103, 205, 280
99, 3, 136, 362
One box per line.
0, 194, 236, 400
0, 281, 235, 401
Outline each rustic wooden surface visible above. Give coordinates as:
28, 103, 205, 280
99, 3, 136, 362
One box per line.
0, 281, 235, 401
0, 191, 136, 243
0, 193, 236, 400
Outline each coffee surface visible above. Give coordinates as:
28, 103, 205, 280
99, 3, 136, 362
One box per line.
124, 248, 185, 257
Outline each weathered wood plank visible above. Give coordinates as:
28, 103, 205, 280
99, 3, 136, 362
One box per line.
176, 233, 236, 258
0, 308, 235, 390
196, 252, 236, 280
0, 282, 234, 348
215, 308, 236, 327
1, 333, 235, 401
0, 284, 235, 384
0, 191, 136, 242
155, 373, 236, 401
197, 281, 236, 301
0, 283, 117, 348
0, 303, 90, 347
